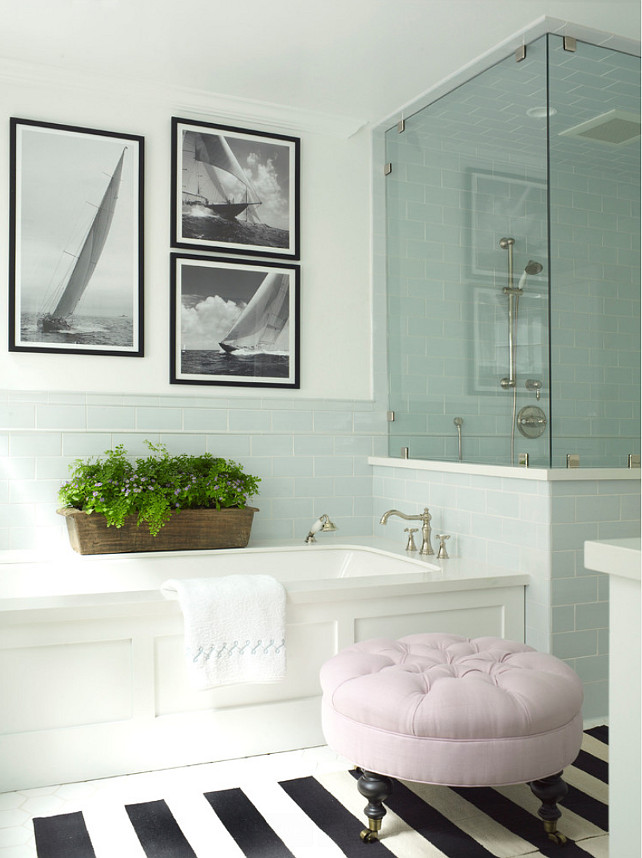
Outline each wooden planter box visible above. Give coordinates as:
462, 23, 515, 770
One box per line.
58, 506, 259, 555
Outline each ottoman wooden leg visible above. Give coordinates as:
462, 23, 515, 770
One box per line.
357, 770, 393, 842
528, 771, 569, 845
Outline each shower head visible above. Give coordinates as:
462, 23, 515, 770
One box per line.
517, 260, 543, 291
524, 260, 543, 275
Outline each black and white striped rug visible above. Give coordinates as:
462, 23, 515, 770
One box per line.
34, 727, 608, 857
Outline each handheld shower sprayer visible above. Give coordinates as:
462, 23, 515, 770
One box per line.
517, 260, 544, 291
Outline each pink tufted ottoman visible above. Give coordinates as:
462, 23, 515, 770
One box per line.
321, 633, 584, 845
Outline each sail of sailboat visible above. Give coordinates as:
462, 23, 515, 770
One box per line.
39, 148, 126, 333
182, 131, 262, 222
219, 272, 289, 354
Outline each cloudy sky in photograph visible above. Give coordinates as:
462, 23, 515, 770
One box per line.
179, 262, 266, 351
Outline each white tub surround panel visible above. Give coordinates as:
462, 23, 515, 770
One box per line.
0, 541, 527, 791
585, 537, 641, 858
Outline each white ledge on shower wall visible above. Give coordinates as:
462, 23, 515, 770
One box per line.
368, 456, 641, 482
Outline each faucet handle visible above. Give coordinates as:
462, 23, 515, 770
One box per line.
436, 534, 450, 559
404, 527, 418, 552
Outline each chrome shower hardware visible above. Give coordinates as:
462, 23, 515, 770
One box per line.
499, 239, 545, 466
404, 528, 418, 552
304, 514, 337, 543
499, 237, 518, 391
380, 507, 434, 556
517, 406, 547, 439
436, 534, 450, 559
453, 417, 463, 462
525, 379, 543, 400
499, 244, 544, 392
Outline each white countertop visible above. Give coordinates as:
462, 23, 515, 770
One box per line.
0, 535, 530, 611
584, 537, 641, 582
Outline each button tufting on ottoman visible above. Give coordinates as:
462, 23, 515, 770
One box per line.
321, 633, 584, 844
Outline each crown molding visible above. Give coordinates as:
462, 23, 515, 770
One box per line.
373, 16, 641, 131
0, 57, 366, 139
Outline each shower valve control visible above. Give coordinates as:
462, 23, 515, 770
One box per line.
525, 379, 542, 400
517, 406, 547, 439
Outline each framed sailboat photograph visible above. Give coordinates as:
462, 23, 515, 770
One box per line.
170, 254, 300, 388
9, 118, 144, 356
171, 118, 299, 259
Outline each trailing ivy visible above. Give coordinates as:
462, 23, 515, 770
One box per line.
58, 442, 260, 536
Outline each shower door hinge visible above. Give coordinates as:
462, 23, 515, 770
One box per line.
387, 410, 395, 422
397, 118, 405, 133
566, 453, 580, 469
515, 45, 526, 62
384, 163, 392, 175
563, 36, 577, 52
628, 453, 641, 468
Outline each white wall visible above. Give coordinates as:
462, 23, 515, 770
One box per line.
0, 61, 373, 400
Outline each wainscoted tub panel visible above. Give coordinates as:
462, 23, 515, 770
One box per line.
0, 544, 526, 790
154, 620, 337, 716
0, 638, 133, 733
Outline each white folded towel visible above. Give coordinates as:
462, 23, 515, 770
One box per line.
161, 574, 286, 690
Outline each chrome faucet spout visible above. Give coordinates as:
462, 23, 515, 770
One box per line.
379, 509, 415, 525
379, 507, 434, 555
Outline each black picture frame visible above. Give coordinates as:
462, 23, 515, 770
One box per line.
9, 118, 144, 356
170, 253, 300, 388
171, 117, 300, 259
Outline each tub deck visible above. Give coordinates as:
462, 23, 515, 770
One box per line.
0, 539, 528, 791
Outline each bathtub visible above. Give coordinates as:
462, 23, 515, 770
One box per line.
0, 542, 528, 791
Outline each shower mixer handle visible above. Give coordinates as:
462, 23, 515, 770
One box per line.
525, 379, 542, 400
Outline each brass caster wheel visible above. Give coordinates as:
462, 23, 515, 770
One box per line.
360, 829, 379, 843
546, 831, 567, 846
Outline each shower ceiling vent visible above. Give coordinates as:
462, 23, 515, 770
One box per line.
559, 110, 641, 146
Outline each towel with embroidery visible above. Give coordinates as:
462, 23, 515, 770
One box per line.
161, 574, 286, 689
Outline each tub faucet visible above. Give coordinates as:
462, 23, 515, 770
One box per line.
379, 507, 434, 556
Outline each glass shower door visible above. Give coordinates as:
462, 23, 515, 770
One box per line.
385, 36, 550, 466
548, 36, 641, 468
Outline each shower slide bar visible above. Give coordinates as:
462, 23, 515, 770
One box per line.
499, 236, 519, 390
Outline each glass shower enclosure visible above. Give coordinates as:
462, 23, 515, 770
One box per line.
385, 34, 640, 468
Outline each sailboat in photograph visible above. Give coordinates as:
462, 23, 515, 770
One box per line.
219, 272, 289, 354
182, 131, 262, 222
39, 148, 126, 333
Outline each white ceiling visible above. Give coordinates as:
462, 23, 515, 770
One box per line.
2, 0, 640, 127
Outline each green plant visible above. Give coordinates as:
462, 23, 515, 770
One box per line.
58, 442, 260, 536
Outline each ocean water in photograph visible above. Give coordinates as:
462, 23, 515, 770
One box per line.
182, 350, 289, 379
20, 312, 134, 347
183, 214, 289, 249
